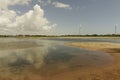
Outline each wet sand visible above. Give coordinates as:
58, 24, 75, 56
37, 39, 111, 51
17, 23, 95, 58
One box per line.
0, 42, 113, 80
0, 38, 119, 80
65, 42, 120, 80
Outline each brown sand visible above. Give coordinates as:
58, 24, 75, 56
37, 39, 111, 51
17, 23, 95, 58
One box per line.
61, 42, 120, 80
39, 42, 120, 80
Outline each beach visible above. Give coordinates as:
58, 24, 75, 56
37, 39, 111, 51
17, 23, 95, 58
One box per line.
62, 42, 120, 80
0, 38, 119, 80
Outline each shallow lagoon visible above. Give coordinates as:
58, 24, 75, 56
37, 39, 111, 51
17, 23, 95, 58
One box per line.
0, 38, 113, 80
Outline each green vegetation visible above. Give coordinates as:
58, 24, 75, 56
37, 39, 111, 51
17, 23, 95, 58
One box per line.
0, 34, 120, 37
59, 34, 120, 37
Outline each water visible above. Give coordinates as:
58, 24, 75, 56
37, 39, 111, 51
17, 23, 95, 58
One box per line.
0, 38, 113, 80
47, 37, 120, 43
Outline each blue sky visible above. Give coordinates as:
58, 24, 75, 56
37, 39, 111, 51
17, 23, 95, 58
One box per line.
0, 0, 120, 35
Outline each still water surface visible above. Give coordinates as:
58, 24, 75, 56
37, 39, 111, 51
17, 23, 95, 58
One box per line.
0, 38, 113, 80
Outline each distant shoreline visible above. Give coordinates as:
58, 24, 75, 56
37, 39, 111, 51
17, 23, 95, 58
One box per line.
0, 34, 120, 38
0, 35, 120, 40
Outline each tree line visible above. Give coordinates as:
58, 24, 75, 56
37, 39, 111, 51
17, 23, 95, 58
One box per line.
0, 34, 120, 37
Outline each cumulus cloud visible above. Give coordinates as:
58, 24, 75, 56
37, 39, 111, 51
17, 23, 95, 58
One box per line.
0, 0, 56, 35
0, 9, 17, 32
0, 0, 30, 9
52, 2, 72, 10
12, 4, 56, 34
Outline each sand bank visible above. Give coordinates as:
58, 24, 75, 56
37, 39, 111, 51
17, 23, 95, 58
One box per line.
62, 42, 120, 80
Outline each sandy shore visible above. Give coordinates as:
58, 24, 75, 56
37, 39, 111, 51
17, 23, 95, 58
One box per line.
0, 41, 120, 80
63, 42, 120, 80
41, 42, 120, 80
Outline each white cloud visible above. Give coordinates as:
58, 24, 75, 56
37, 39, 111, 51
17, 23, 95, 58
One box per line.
38, 0, 51, 4
0, 0, 30, 9
0, 2, 56, 35
38, 0, 72, 10
52, 2, 72, 10
13, 4, 54, 31
0, 10, 16, 27
38, 0, 52, 6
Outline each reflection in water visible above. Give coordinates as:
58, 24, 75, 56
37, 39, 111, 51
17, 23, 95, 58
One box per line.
0, 38, 113, 80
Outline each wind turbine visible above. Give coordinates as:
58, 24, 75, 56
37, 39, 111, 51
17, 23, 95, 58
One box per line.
115, 24, 117, 35
79, 24, 82, 35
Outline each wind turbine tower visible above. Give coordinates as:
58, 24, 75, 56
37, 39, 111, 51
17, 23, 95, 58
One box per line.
79, 24, 82, 35
115, 24, 117, 35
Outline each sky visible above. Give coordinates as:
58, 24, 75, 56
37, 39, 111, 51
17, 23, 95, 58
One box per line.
0, 0, 120, 35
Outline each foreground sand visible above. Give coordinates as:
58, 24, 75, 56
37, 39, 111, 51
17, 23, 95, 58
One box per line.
62, 42, 120, 80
